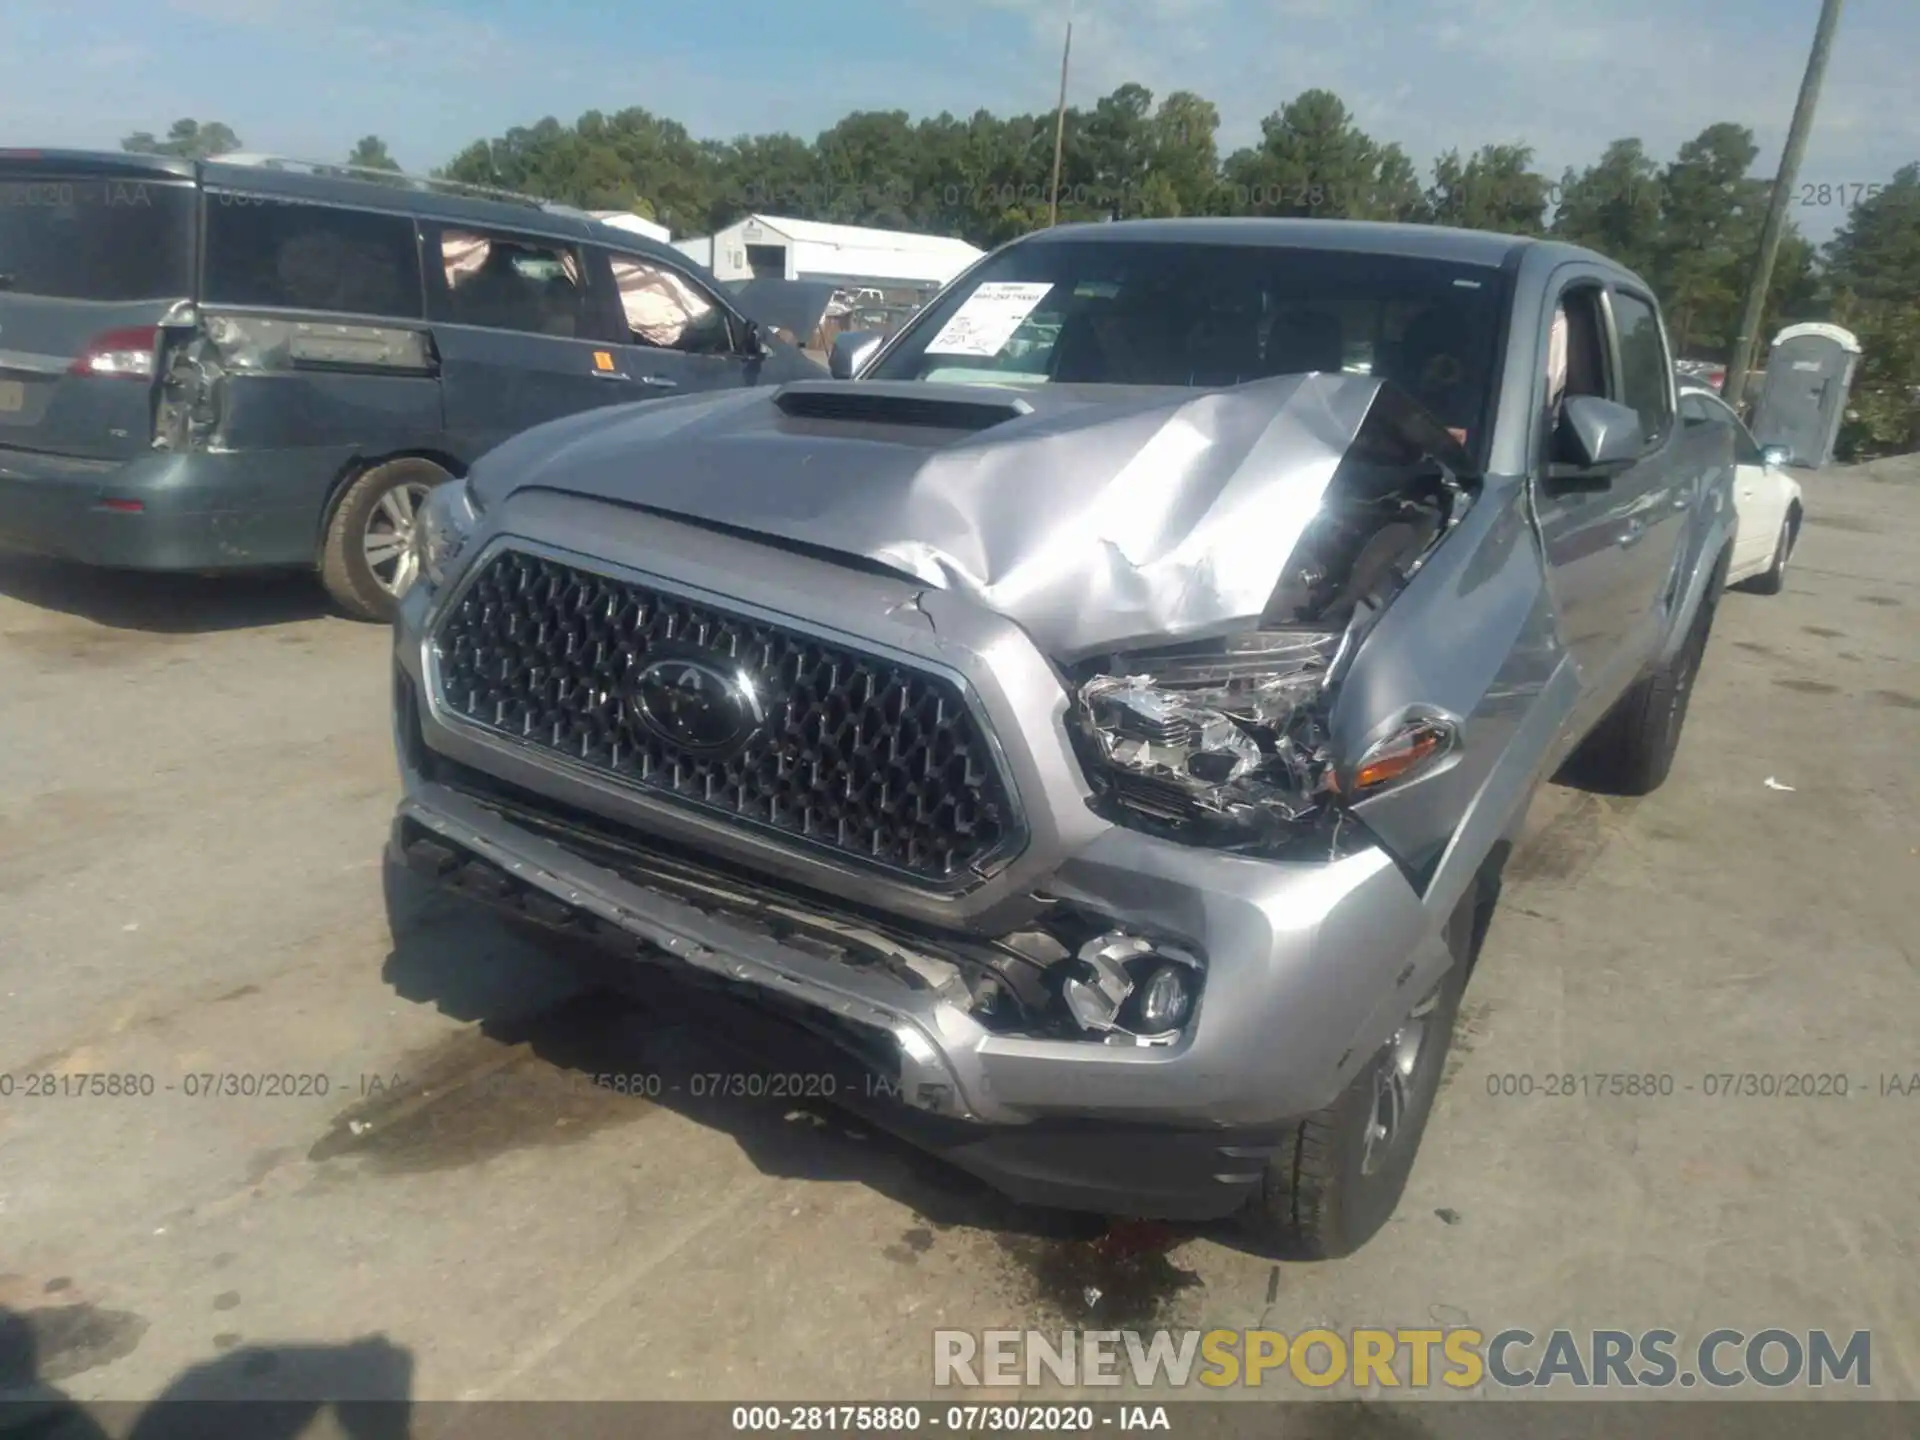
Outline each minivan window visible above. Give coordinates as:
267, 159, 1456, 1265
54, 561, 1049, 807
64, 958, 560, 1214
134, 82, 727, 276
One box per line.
0, 176, 195, 300
204, 195, 423, 319
1611, 290, 1672, 442
433, 227, 590, 338
607, 253, 734, 354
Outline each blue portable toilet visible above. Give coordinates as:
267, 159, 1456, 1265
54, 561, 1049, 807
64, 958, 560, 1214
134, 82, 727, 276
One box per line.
1750, 322, 1862, 469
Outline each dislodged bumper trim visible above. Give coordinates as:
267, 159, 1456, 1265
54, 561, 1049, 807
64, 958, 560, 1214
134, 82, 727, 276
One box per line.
393, 789, 1288, 1221
394, 781, 998, 1120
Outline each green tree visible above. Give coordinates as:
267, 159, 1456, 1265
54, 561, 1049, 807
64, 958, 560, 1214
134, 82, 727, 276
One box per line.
1148, 91, 1223, 216
1426, 143, 1550, 234
1368, 146, 1429, 223
1654, 122, 1769, 356
1075, 83, 1155, 218
121, 119, 243, 159
1825, 162, 1920, 304
715, 132, 819, 223
909, 109, 1056, 246
1549, 138, 1664, 274
441, 109, 718, 234
812, 110, 919, 227
1218, 89, 1412, 219
587, 109, 720, 233
346, 135, 400, 171
1826, 164, 1920, 456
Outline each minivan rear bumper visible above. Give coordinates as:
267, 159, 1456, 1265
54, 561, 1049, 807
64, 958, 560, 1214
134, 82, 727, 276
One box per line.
0, 444, 343, 570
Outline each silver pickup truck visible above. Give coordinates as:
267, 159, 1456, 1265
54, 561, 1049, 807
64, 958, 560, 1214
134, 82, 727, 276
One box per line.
385, 218, 1736, 1257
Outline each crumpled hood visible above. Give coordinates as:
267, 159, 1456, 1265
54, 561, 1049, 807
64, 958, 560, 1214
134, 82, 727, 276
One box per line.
467, 372, 1405, 660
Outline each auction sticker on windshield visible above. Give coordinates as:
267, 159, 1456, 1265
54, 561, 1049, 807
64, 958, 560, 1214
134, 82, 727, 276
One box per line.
924, 282, 1055, 357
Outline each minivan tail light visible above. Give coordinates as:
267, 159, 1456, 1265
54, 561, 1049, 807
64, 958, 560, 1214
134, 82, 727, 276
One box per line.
70, 326, 160, 379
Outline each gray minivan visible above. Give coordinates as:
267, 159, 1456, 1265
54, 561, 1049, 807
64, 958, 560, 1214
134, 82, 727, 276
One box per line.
0, 150, 822, 619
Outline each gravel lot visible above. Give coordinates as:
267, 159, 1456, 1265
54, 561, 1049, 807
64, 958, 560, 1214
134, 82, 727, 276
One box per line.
1, 457, 1916, 1414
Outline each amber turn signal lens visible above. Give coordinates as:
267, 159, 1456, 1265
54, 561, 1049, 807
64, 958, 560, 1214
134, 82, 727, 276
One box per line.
1352, 721, 1452, 791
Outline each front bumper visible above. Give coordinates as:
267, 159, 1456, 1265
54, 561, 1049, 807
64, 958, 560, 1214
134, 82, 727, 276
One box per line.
0, 444, 344, 570
389, 496, 1458, 1215
388, 791, 1291, 1220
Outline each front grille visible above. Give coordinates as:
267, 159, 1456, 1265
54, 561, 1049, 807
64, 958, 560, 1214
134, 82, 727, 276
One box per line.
430, 548, 1022, 884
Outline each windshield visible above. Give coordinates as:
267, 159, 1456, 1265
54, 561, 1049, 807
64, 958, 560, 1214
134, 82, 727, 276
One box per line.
0, 174, 196, 300
867, 238, 1508, 444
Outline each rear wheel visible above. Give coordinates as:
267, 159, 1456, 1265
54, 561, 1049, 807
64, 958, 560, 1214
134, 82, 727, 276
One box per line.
1240, 890, 1481, 1259
319, 458, 452, 622
1746, 509, 1796, 595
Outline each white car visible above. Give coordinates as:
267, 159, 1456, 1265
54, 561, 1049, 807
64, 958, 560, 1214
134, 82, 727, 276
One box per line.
1680, 383, 1804, 594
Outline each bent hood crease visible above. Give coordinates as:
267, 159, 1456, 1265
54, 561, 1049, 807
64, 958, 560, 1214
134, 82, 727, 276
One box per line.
468, 371, 1401, 660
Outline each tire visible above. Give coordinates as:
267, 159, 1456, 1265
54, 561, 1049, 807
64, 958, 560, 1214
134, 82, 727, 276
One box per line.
1746, 509, 1795, 595
319, 458, 453, 623
1240, 892, 1480, 1260
1565, 568, 1723, 797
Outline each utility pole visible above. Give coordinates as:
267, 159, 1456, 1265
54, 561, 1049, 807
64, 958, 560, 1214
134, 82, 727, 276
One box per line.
1048, 3, 1073, 227
1723, 0, 1845, 411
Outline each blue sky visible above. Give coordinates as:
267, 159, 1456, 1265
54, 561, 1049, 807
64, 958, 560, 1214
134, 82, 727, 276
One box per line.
5, 0, 1914, 241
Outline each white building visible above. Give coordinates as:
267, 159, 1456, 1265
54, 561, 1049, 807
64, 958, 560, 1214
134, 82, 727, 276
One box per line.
590, 211, 673, 245
672, 214, 982, 295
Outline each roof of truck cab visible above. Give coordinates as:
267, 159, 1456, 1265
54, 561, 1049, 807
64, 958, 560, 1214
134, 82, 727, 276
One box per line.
1025, 217, 1624, 274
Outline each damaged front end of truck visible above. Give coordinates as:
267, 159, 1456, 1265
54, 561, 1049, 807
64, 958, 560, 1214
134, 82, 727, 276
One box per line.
393, 367, 1512, 1164
1063, 380, 1480, 866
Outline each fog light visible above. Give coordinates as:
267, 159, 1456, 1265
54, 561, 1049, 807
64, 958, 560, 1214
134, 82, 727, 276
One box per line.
1138, 964, 1194, 1032
1060, 932, 1202, 1041
1062, 933, 1149, 1034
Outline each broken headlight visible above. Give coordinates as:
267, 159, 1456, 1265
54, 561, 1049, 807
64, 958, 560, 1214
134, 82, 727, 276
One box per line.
1074, 630, 1339, 844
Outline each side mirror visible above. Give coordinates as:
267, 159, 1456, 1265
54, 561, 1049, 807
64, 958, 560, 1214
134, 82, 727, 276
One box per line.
829, 330, 884, 380
1548, 395, 1644, 488
1760, 445, 1790, 469
737, 317, 771, 359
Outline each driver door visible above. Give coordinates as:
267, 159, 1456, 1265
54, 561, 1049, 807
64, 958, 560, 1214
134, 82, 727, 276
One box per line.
586, 246, 765, 399
1530, 274, 1645, 696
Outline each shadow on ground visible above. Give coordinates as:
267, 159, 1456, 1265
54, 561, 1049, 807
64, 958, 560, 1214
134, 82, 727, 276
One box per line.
372, 859, 1107, 1247
370, 849, 1524, 1320
0, 553, 333, 634
0, 1304, 414, 1438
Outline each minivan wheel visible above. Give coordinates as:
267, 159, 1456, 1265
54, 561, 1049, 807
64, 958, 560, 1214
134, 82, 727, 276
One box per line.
1241, 898, 1474, 1260
319, 458, 454, 622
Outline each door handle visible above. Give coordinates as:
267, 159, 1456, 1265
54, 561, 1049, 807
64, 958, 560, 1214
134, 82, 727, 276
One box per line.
636, 375, 678, 389
591, 368, 633, 381
1617, 517, 1646, 546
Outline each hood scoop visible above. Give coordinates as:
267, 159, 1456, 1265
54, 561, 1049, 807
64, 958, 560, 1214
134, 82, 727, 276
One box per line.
771, 380, 1035, 433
